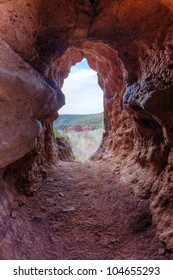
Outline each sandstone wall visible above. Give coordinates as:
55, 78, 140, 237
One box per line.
0, 0, 173, 250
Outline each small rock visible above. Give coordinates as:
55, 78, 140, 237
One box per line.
158, 248, 165, 255
59, 192, 64, 197
131, 178, 138, 184
19, 201, 24, 207
11, 210, 17, 218
43, 179, 47, 183
32, 216, 42, 224
111, 238, 119, 244
40, 207, 47, 213
84, 191, 90, 196
47, 178, 54, 182
63, 206, 75, 212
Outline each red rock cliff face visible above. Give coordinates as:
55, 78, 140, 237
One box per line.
0, 0, 173, 250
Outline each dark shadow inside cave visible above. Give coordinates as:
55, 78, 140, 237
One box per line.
53, 59, 105, 162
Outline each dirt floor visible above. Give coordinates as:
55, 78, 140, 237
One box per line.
0, 160, 170, 259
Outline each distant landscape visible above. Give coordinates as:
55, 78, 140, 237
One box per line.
54, 113, 104, 131
54, 113, 104, 162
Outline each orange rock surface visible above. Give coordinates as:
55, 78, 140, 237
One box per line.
0, 0, 173, 258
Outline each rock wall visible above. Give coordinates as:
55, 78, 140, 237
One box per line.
0, 0, 173, 250
0, 39, 64, 168
56, 136, 75, 161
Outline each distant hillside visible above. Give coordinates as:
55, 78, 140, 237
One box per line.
53, 113, 104, 162
65, 129, 103, 162
53, 113, 104, 131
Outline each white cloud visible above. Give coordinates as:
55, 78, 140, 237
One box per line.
69, 68, 96, 79
59, 62, 103, 114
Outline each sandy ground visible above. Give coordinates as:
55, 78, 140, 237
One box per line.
0, 161, 170, 260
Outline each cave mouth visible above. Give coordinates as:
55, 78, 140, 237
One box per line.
53, 58, 105, 162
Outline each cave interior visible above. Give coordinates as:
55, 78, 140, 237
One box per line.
0, 0, 173, 259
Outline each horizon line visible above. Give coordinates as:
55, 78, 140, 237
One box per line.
58, 112, 103, 116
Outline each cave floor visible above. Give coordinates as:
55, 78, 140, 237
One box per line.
1, 161, 170, 260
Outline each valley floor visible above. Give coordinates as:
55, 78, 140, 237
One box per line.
0, 161, 170, 259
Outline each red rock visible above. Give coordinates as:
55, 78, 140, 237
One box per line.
0, 0, 173, 256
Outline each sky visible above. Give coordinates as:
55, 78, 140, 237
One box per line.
59, 59, 103, 115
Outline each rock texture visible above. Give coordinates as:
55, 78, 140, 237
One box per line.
0, 38, 64, 168
56, 136, 75, 161
0, 0, 173, 256
0, 161, 170, 260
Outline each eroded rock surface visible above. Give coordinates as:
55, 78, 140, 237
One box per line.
0, 38, 64, 168
56, 137, 75, 161
0, 0, 173, 257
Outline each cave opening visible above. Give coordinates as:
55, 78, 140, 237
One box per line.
54, 58, 105, 162
0, 0, 172, 261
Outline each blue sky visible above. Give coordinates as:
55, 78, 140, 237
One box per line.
59, 59, 103, 114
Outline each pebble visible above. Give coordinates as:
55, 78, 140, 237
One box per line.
59, 192, 64, 197
32, 216, 42, 224
47, 178, 54, 182
19, 201, 24, 207
63, 206, 75, 212
84, 191, 90, 196
131, 178, 138, 184
111, 238, 119, 244
11, 210, 17, 218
